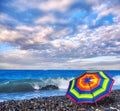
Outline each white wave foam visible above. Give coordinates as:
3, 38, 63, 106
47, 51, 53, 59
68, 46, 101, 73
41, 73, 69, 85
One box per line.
0, 100, 4, 102
40, 77, 74, 90
56, 78, 74, 89
113, 76, 120, 85
33, 83, 40, 90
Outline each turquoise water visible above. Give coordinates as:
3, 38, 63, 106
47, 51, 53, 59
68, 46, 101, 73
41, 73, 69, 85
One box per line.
0, 70, 119, 101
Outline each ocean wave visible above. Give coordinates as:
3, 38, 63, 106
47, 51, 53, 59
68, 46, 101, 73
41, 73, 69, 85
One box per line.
0, 78, 73, 93
0, 75, 119, 93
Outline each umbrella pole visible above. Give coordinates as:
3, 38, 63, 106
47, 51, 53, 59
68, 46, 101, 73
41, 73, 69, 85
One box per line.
88, 83, 98, 108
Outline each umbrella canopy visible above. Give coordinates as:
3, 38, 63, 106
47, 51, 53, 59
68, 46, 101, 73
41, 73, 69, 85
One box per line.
66, 71, 114, 104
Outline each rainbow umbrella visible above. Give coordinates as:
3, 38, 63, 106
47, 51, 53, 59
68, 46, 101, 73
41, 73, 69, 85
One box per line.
66, 71, 114, 104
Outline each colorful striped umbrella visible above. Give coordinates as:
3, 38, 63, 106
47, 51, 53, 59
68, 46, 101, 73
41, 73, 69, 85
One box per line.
66, 71, 114, 104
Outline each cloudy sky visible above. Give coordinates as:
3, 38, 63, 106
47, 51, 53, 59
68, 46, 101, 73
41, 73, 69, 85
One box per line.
0, 0, 120, 69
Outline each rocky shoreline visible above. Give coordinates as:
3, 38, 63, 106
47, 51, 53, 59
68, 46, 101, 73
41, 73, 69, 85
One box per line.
0, 90, 120, 111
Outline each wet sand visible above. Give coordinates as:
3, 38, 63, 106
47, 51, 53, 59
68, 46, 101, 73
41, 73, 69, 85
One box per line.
0, 90, 120, 111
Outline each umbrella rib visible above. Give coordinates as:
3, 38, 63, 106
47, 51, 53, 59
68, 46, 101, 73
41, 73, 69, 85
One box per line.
86, 74, 96, 103
89, 78, 110, 101
88, 82, 98, 107
88, 82, 95, 102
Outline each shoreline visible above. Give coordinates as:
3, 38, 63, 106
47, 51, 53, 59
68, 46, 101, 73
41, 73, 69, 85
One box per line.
0, 90, 120, 111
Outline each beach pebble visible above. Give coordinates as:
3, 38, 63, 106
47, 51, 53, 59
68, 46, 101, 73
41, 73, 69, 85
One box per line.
0, 90, 120, 111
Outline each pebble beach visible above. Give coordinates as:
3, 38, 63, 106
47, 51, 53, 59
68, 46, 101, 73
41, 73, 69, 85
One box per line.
0, 90, 120, 111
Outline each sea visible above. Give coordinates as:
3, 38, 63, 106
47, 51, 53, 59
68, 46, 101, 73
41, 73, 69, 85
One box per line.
0, 70, 120, 102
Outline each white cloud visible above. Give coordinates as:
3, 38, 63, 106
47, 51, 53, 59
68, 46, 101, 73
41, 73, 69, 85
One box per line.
1, 19, 120, 59
0, 49, 120, 69
0, 25, 54, 45
92, 1, 120, 23
8, 0, 74, 12
51, 39, 79, 49
68, 56, 120, 63
35, 14, 68, 25
16, 25, 35, 32
86, 0, 99, 4
38, 0, 74, 12
0, 26, 22, 43
35, 14, 57, 24
0, 13, 18, 23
